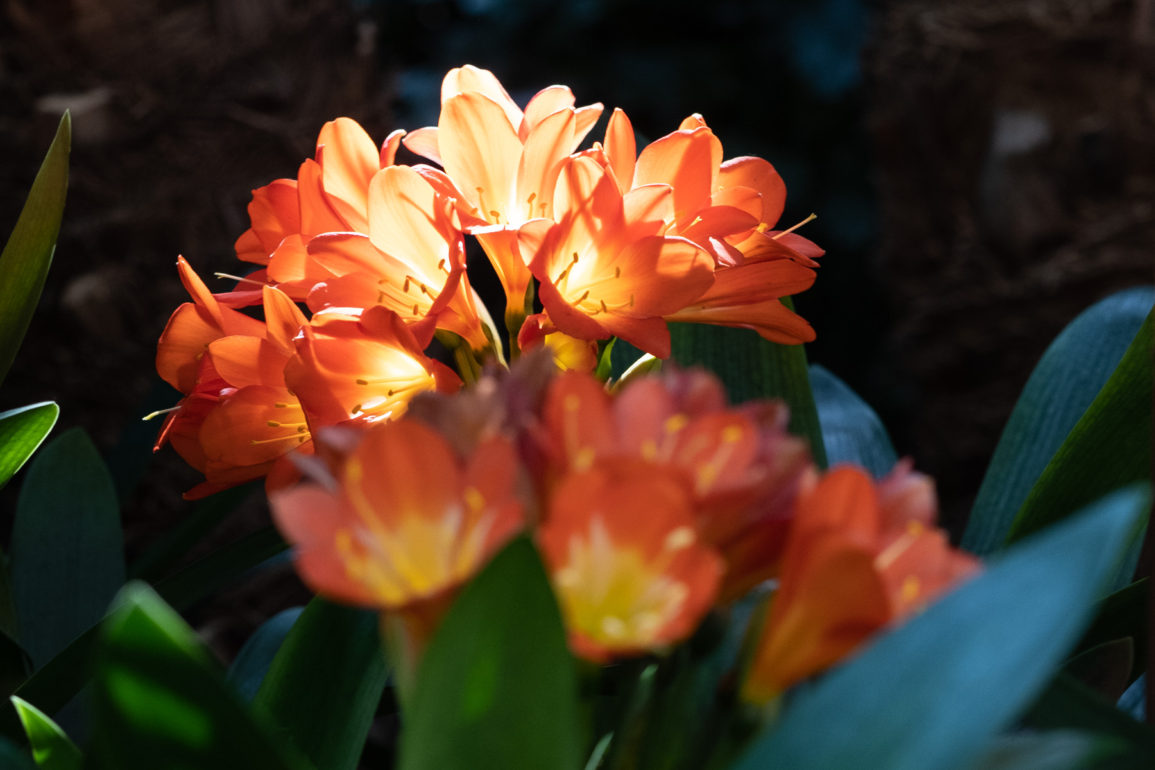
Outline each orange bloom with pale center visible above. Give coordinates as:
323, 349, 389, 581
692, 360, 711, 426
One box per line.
269, 419, 525, 656
742, 464, 981, 704
523, 156, 715, 358
539, 368, 810, 600
537, 467, 723, 662
403, 65, 604, 316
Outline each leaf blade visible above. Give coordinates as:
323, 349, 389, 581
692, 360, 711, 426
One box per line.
809, 364, 897, 477
399, 538, 583, 770
0, 113, 70, 388
0, 403, 59, 490
964, 287, 1154, 555
10, 427, 124, 669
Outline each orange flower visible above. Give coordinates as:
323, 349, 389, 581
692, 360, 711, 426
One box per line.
741, 464, 981, 704
537, 467, 723, 661
269, 419, 525, 651
403, 65, 604, 316
596, 110, 820, 343
539, 368, 810, 600
284, 306, 460, 429
155, 260, 313, 498
523, 156, 714, 358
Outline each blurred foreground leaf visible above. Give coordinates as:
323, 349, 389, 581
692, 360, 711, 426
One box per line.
400, 538, 582, 770
963, 287, 1153, 555
10, 696, 79, 770
809, 364, 896, 477
253, 599, 385, 770
10, 428, 123, 669
732, 484, 1150, 770
0, 113, 69, 388
90, 583, 309, 769
0, 403, 58, 490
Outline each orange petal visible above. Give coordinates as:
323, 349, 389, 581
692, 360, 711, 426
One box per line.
516, 108, 576, 222
200, 385, 308, 467
438, 92, 523, 225
316, 117, 380, 231
522, 85, 576, 134
401, 127, 442, 166
237, 178, 300, 265
719, 157, 787, 228
442, 65, 524, 131
605, 108, 637, 192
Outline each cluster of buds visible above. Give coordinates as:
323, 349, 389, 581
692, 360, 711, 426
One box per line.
153, 65, 978, 700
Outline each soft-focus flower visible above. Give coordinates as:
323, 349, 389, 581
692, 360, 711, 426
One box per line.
523, 156, 714, 358
538, 368, 810, 600
403, 65, 604, 316
537, 467, 723, 661
741, 464, 981, 704
270, 419, 525, 651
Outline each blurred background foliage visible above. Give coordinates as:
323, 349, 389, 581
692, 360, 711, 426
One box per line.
0, 0, 1153, 663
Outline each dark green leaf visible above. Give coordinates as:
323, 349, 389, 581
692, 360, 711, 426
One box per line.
0, 113, 69, 388
964, 287, 1153, 555
1062, 638, 1134, 704
89, 583, 309, 769
10, 428, 123, 669
252, 599, 385, 770
227, 607, 302, 702
0, 526, 287, 742
10, 696, 80, 770
399, 538, 583, 770
669, 318, 827, 467
1025, 673, 1155, 757
970, 730, 1123, 770
732, 484, 1150, 770
128, 482, 259, 582
809, 365, 897, 477
0, 403, 58, 490
1076, 580, 1147, 682
1006, 303, 1153, 545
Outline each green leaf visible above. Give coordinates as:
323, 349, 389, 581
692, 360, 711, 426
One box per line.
252, 599, 385, 770
669, 319, 827, 467
0, 113, 70, 388
0, 403, 59, 490
10, 427, 123, 669
970, 729, 1123, 770
227, 607, 303, 702
89, 583, 309, 769
963, 287, 1154, 555
10, 696, 80, 770
1062, 638, 1134, 704
1025, 673, 1155, 757
809, 365, 897, 477
0, 526, 287, 741
1006, 302, 1153, 545
731, 483, 1150, 770
399, 538, 583, 770
1075, 579, 1148, 682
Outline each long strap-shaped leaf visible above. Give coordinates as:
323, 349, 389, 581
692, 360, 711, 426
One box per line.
252, 598, 387, 770
964, 287, 1154, 555
1006, 306, 1153, 544
0, 114, 69, 388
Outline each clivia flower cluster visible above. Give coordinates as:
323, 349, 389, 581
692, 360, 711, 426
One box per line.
153, 65, 978, 703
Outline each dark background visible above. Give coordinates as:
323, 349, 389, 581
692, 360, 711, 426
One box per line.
2, 0, 1153, 668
